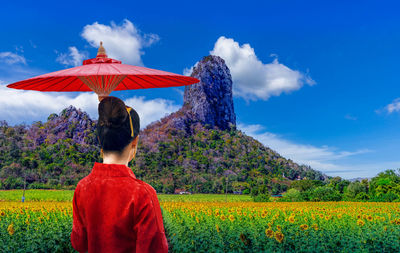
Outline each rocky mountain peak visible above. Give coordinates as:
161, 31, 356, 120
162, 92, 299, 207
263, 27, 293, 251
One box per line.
26, 106, 97, 148
182, 55, 236, 131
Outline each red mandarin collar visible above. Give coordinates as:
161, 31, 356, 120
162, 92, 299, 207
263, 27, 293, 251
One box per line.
91, 162, 136, 179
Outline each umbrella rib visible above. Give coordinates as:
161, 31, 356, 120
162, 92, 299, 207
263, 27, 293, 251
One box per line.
146, 74, 190, 86
80, 76, 100, 94
125, 76, 146, 89
107, 75, 117, 94
103, 75, 109, 93
10, 77, 58, 90
142, 74, 191, 88
58, 77, 79, 92
132, 75, 158, 88
40, 76, 71, 91
109, 75, 125, 93
165, 75, 194, 83
88, 75, 99, 92
120, 80, 130, 90
76, 79, 85, 92
109, 64, 123, 75
138, 75, 167, 88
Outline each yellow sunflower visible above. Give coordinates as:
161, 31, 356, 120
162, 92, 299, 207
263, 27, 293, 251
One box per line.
265, 228, 274, 238
7, 224, 15, 236
300, 224, 309, 230
275, 231, 284, 243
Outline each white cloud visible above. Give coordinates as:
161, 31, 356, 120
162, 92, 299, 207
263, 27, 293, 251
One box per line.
183, 61, 199, 76
383, 98, 400, 114
237, 123, 375, 178
56, 47, 88, 67
0, 52, 26, 65
0, 84, 179, 129
183, 67, 193, 76
209, 36, 315, 101
125, 96, 180, 127
81, 19, 159, 66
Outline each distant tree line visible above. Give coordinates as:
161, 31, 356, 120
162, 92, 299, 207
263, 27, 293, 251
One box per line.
251, 169, 400, 202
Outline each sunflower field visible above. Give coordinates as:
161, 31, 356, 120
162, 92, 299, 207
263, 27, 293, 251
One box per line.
162, 201, 400, 252
0, 201, 74, 252
1, 191, 400, 252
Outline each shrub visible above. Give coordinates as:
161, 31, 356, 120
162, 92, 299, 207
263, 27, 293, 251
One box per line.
1, 177, 24, 190
251, 184, 271, 202
281, 188, 302, 202
252, 193, 271, 202
309, 186, 342, 201
355, 192, 369, 201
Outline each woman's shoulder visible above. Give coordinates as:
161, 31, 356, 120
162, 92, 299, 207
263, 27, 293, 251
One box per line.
130, 177, 157, 195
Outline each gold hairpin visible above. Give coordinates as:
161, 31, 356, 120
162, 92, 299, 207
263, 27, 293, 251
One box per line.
126, 107, 134, 137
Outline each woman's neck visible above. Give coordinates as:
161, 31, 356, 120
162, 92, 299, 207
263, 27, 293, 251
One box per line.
102, 153, 130, 166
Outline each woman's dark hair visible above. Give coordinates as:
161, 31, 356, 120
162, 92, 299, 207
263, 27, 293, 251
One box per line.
97, 96, 140, 153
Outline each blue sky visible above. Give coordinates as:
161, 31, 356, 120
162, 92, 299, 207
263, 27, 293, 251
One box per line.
1, 0, 400, 179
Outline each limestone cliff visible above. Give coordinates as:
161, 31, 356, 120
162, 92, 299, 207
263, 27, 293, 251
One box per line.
183, 55, 236, 130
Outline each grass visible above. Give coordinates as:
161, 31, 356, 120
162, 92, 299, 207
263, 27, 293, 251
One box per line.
0, 190, 251, 202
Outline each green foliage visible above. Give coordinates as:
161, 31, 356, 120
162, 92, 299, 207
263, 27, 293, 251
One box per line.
327, 176, 350, 194
3, 111, 400, 203
0, 113, 326, 193
281, 188, 302, 202
368, 169, 400, 201
307, 186, 342, 201
290, 179, 323, 192
0, 177, 24, 190
344, 181, 368, 200
242, 189, 250, 194
355, 192, 370, 201
250, 184, 271, 202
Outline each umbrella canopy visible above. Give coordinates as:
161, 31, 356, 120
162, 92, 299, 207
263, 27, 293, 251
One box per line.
6, 42, 199, 99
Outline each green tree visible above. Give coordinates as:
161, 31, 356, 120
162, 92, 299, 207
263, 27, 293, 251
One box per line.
281, 188, 302, 202
308, 186, 342, 201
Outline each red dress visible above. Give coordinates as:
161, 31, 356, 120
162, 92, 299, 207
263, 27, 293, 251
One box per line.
71, 162, 169, 253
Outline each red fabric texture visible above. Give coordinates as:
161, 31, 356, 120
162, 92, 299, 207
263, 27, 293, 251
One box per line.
71, 162, 169, 253
6, 62, 199, 92
82, 57, 122, 65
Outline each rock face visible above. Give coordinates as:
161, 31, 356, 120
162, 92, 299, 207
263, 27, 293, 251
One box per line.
141, 55, 238, 146
26, 106, 97, 148
183, 55, 236, 131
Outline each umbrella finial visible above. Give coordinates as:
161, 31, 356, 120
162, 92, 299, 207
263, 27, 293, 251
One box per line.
97, 41, 107, 58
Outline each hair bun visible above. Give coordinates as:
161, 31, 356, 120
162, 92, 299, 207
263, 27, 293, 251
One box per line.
98, 96, 129, 128
101, 120, 113, 127
97, 96, 140, 152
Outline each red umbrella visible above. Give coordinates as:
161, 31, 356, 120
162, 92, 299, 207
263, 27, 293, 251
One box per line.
7, 42, 199, 100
